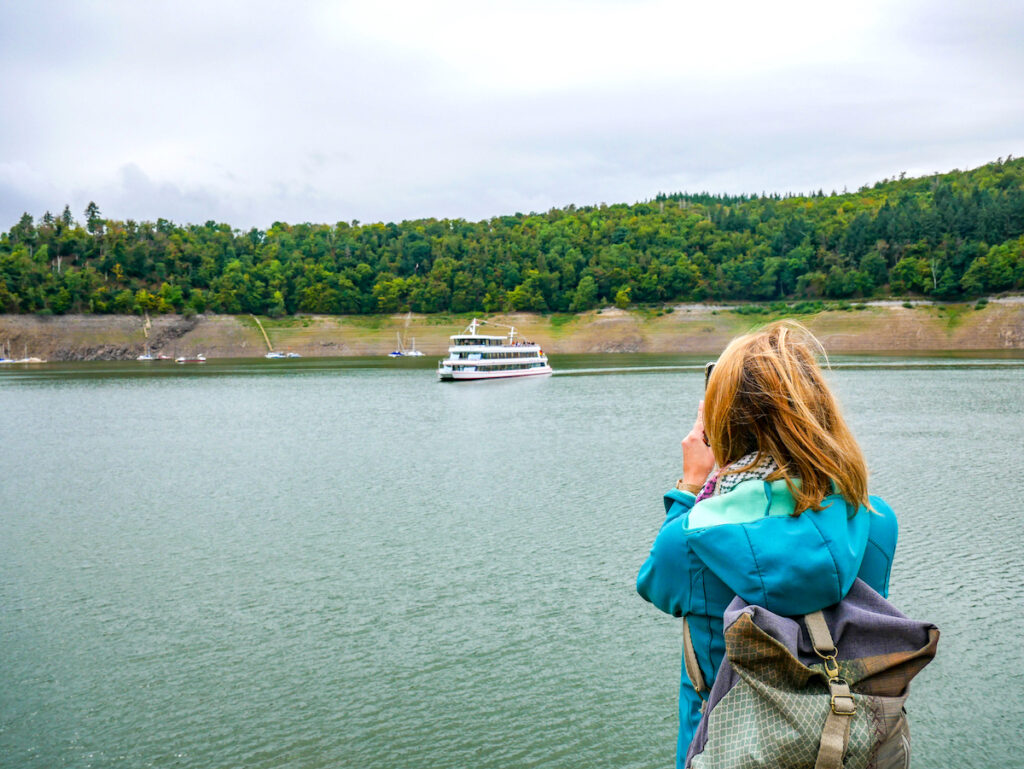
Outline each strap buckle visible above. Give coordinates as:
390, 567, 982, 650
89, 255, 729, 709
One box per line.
829, 678, 856, 716
830, 692, 856, 715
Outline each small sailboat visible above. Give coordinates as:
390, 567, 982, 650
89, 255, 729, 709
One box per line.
13, 343, 46, 364
404, 337, 425, 356
387, 333, 405, 357
138, 345, 155, 361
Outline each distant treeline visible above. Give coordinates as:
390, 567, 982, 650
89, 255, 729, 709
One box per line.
1, 158, 1023, 316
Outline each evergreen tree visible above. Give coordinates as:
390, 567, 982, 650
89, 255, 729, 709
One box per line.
85, 202, 104, 235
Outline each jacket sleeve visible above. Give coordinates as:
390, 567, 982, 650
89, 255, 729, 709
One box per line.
636, 489, 697, 617
858, 496, 898, 598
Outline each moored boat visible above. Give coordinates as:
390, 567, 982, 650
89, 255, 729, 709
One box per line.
2, 342, 46, 364
139, 346, 172, 361
175, 353, 207, 364
437, 318, 552, 381
388, 333, 405, 357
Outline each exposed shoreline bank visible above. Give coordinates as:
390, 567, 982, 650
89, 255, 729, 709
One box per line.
2, 299, 1023, 361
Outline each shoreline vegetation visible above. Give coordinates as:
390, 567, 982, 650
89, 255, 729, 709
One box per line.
2, 297, 1022, 361
3, 157, 1023, 361
1, 159, 1023, 325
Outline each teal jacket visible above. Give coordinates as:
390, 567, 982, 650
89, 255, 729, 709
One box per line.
636, 480, 898, 769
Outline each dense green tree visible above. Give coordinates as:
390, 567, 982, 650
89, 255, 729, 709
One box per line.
889, 256, 929, 294
614, 285, 631, 309
2, 159, 1023, 316
859, 250, 888, 287
935, 267, 959, 298
112, 289, 135, 313
569, 274, 599, 311
0, 278, 19, 311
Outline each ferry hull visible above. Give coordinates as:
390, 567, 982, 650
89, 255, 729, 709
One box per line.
438, 365, 552, 381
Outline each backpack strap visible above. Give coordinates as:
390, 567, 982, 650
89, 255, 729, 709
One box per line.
682, 616, 708, 710
815, 679, 855, 769
806, 610, 857, 769
805, 611, 837, 657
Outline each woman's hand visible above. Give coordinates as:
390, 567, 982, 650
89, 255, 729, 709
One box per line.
681, 401, 716, 486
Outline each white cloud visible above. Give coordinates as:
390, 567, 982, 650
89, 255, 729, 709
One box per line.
1, 0, 1022, 228
328, 0, 888, 92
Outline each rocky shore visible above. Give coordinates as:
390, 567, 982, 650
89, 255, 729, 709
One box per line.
2, 299, 1023, 361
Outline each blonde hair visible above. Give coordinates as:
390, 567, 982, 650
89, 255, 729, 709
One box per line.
703, 320, 869, 514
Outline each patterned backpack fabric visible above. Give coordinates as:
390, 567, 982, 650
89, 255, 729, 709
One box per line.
684, 580, 939, 769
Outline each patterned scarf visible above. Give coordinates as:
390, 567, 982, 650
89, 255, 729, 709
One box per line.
694, 451, 779, 503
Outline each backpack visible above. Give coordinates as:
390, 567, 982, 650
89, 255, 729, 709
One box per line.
682, 579, 939, 769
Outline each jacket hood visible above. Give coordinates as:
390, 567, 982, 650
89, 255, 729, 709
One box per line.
685, 479, 870, 616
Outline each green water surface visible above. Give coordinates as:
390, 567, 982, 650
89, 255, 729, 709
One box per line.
1, 354, 1022, 768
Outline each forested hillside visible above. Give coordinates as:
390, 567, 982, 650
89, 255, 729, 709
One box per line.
2, 158, 1023, 316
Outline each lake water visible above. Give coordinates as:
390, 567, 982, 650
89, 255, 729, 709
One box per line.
2, 354, 1023, 768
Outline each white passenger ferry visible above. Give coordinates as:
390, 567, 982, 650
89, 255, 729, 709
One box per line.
437, 319, 552, 381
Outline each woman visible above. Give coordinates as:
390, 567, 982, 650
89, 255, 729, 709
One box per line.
636, 321, 897, 769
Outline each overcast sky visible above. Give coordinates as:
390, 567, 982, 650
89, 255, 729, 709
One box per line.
2, 0, 1023, 230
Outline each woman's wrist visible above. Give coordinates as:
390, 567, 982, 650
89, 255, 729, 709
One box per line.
682, 468, 713, 487
675, 479, 704, 494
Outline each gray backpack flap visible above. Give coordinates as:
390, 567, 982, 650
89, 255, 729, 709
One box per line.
685, 579, 939, 769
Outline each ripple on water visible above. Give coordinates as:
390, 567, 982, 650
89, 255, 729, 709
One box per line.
0, 360, 1021, 768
